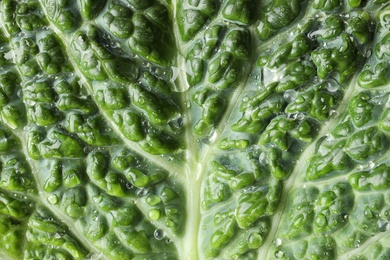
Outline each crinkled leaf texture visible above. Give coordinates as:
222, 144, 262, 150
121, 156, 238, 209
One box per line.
0, 0, 389, 259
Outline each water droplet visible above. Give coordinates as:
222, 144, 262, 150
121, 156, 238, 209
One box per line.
367, 161, 375, 170
154, 229, 164, 240
283, 89, 297, 103
47, 195, 58, 205
275, 238, 282, 247
136, 188, 148, 197
327, 79, 339, 92
258, 152, 267, 165
377, 219, 389, 232
275, 250, 284, 259
329, 110, 337, 117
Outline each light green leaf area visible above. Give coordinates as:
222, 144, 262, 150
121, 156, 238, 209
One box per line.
0, 0, 389, 259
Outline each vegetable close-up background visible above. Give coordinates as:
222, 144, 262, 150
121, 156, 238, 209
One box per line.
0, 0, 389, 259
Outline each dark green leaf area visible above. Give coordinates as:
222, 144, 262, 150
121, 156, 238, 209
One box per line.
57, 93, 96, 114
0, 126, 18, 153
233, 91, 286, 134
0, 191, 34, 219
85, 149, 184, 233
177, 0, 216, 41
258, 115, 319, 179
313, 182, 354, 234
307, 138, 354, 180
137, 128, 179, 155
221, 0, 255, 25
41, 159, 86, 194
276, 61, 316, 92
27, 126, 85, 159
280, 182, 353, 246
0, 71, 21, 109
204, 210, 270, 259
1, 0, 47, 37
104, 0, 174, 65
86, 150, 166, 196
374, 7, 390, 59
79, 0, 106, 20
258, 35, 316, 95
311, 33, 361, 82
13, 37, 40, 77
42, 0, 80, 31
282, 186, 319, 239
257, 0, 303, 40
0, 36, 11, 67
348, 92, 375, 128
379, 107, 390, 132
286, 83, 342, 121
65, 112, 117, 146
143, 184, 185, 233
262, 35, 313, 70
36, 33, 72, 74
313, 0, 340, 11
131, 83, 180, 126
236, 181, 282, 229
0, 154, 36, 193
104, 0, 134, 39
345, 126, 389, 162
218, 138, 249, 150
187, 25, 250, 89
349, 163, 390, 191
26, 206, 88, 260
203, 153, 282, 217
96, 85, 129, 110
74, 185, 180, 258
375, 33, 390, 60
193, 88, 225, 137
127, 0, 154, 10
186, 25, 222, 86
0, 215, 26, 258
24, 80, 62, 127
260, 115, 319, 150
348, 0, 363, 8
86, 151, 133, 198
127, 12, 174, 66
347, 12, 372, 45
203, 158, 262, 208
15, 1, 46, 32
201, 152, 280, 260
70, 27, 139, 82
113, 83, 181, 153
316, 15, 344, 40
358, 62, 390, 89
0, 0, 21, 36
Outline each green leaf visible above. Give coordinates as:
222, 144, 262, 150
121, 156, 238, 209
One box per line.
0, 1, 389, 260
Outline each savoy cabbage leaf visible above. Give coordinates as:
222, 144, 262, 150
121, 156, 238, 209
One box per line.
0, 0, 389, 259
